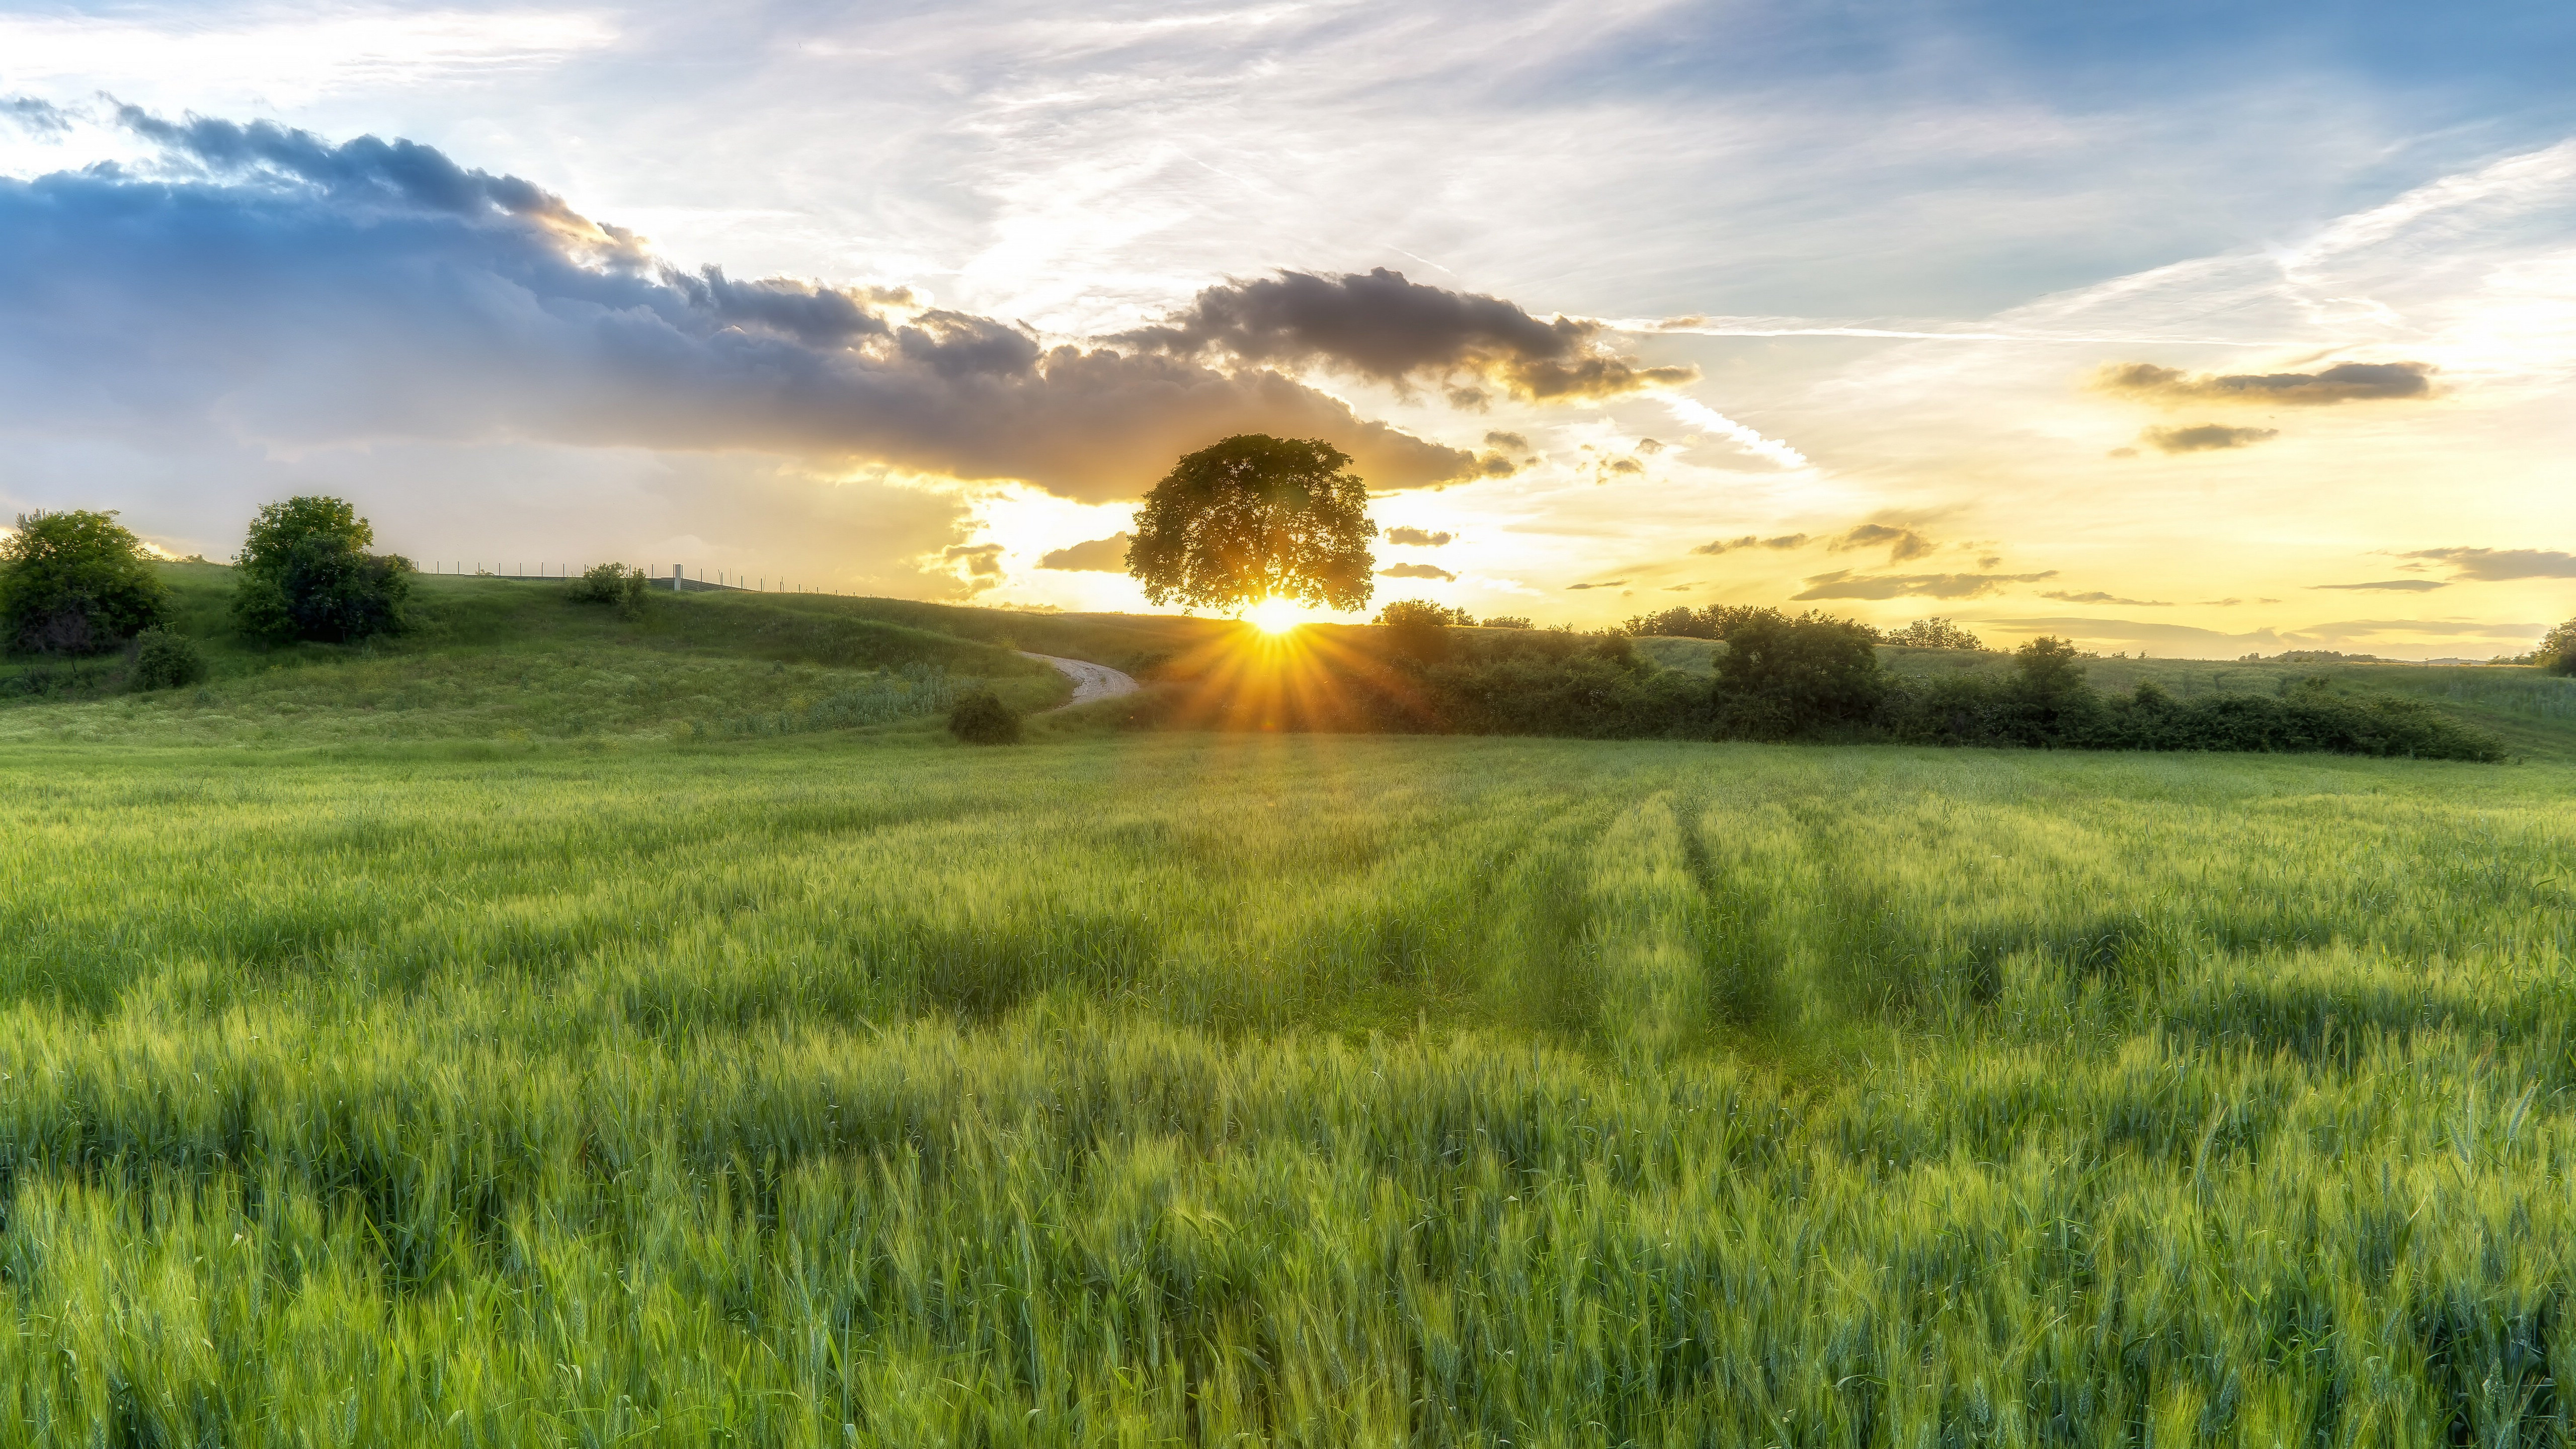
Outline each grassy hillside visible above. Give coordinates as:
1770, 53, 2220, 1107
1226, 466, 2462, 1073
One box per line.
0, 564, 1070, 746
1, 732, 2571, 1442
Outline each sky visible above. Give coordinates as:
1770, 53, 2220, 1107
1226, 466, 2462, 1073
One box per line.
1, 0, 2571, 659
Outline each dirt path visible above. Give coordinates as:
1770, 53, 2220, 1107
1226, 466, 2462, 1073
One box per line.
1020, 652, 1141, 710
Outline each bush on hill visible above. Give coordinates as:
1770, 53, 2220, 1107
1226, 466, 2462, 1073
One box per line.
0, 510, 171, 656
1620, 603, 1779, 640
126, 628, 208, 690
947, 689, 1022, 744
1712, 610, 1886, 740
568, 561, 651, 617
1882, 615, 1984, 650
231, 496, 413, 644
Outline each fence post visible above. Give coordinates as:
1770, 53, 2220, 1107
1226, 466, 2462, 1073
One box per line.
672, 564, 683, 593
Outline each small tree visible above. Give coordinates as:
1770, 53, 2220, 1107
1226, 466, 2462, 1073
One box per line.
1886, 616, 1984, 650
1483, 615, 1533, 630
232, 496, 413, 643
1712, 610, 1885, 739
2538, 617, 2576, 677
1128, 436, 1374, 614
0, 510, 172, 656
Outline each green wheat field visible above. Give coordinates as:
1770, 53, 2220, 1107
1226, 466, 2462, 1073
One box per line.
5, 574, 2575, 1445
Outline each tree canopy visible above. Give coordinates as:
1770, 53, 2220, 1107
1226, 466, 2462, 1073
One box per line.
1711, 610, 1886, 740
0, 509, 171, 656
232, 496, 413, 643
2538, 617, 2576, 677
1128, 436, 1374, 613
1884, 616, 1985, 650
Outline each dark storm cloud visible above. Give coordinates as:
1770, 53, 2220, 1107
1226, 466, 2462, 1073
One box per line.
1692, 533, 1808, 555
1119, 268, 1698, 403
1379, 562, 1457, 581
2398, 547, 2576, 581
2140, 423, 2278, 453
1827, 523, 1938, 563
1037, 533, 1132, 572
0, 113, 1476, 504
2095, 360, 2435, 406
2311, 580, 2448, 592
1794, 569, 2057, 601
1385, 527, 1454, 546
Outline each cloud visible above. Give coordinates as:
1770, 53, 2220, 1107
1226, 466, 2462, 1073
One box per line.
1119, 267, 1698, 403
1794, 569, 2058, 600
2139, 423, 2278, 453
942, 542, 1004, 582
0, 112, 1478, 505
1036, 532, 1131, 572
1827, 522, 1939, 563
1385, 526, 1454, 546
2312, 579, 2449, 592
2398, 547, 2576, 581
2043, 590, 2172, 606
2094, 360, 2435, 407
1483, 431, 1528, 452
1565, 580, 1629, 590
1692, 533, 1809, 555
3, 95, 72, 135
1379, 561, 1458, 582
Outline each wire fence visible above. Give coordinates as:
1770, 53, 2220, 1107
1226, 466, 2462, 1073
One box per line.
420, 562, 845, 595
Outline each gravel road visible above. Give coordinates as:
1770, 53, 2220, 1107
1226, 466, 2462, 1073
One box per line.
1020, 652, 1141, 709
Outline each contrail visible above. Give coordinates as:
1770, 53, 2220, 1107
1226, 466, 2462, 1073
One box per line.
1598, 316, 2281, 346
1661, 396, 1806, 468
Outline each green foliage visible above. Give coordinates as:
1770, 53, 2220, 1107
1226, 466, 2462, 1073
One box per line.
2539, 617, 2576, 676
0, 509, 171, 656
0, 737, 2568, 1439
1621, 602, 1780, 640
1481, 614, 1533, 629
1712, 609, 1888, 739
1374, 597, 1475, 627
567, 560, 651, 617
1128, 435, 1375, 612
125, 627, 207, 690
1882, 614, 1984, 650
946, 687, 1022, 744
232, 495, 414, 643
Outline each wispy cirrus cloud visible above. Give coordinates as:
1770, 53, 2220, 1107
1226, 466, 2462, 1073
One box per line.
2137, 423, 2278, 453
1794, 569, 2057, 600
2311, 579, 2448, 591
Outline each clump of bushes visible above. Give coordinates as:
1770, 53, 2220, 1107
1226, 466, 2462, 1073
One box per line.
948, 689, 1022, 745
0, 509, 171, 656
568, 562, 650, 617
2538, 617, 2576, 677
230, 496, 412, 644
127, 628, 208, 690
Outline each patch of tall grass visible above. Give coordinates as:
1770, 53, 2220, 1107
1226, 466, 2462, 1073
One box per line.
1, 736, 2571, 1440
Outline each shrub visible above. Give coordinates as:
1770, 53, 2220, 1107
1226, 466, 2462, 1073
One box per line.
1621, 603, 1780, 640
1712, 610, 1886, 740
1884, 616, 1984, 650
232, 496, 413, 644
1374, 599, 1476, 627
126, 628, 208, 690
0, 509, 171, 656
569, 562, 650, 618
947, 689, 1023, 744
1481, 615, 1533, 630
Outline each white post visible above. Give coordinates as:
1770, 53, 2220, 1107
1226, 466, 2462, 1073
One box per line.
672, 564, 683, 593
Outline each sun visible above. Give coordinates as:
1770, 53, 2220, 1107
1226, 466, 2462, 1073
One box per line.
1248, 597, 1303, 634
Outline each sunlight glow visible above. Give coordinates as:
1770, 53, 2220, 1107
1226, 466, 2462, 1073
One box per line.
1248, 598, 1304, 634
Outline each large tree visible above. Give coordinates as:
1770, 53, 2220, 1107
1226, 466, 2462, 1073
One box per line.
2539, 616, 2576, 676
231, 496, 413, 643
1127, 436, 1374, 613
0, 509, 172, 656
